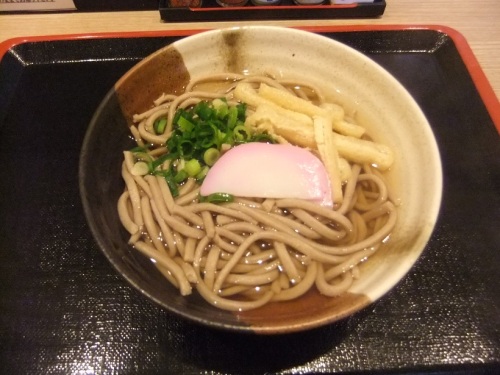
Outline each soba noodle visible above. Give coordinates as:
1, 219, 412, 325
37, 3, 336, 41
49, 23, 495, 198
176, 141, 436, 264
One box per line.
117, 73, 397, 311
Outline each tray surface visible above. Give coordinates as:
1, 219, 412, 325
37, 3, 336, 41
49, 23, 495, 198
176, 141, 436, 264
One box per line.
0, 26, 499, 374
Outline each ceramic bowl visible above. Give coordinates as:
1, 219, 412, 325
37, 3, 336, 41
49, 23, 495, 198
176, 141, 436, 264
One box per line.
79, 26, 442, 334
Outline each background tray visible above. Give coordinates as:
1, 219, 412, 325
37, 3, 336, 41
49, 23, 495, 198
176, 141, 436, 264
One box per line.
1, 26, 499, 374
159, 0, 386, 23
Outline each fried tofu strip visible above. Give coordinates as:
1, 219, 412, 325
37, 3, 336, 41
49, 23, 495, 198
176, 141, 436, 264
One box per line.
334, 134, 394, 170
246, 105, 394, 170
241, 81, 393, 170
246, 104, 311, 143
260, 83, 366, 139
338, 157, 352, 182
313, 116, 343, 203
238, 82, 366, 139
320, 103, 366, 139
258, 83, 330, 118
234, 82, 312, 126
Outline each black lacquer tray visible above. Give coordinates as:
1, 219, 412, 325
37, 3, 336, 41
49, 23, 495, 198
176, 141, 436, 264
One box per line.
1, 26, 499, 374
158, 0, 386, 23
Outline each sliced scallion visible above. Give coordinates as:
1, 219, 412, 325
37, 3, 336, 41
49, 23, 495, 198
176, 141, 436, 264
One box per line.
154, 169, 179, 197
196, 165, 209, 181
154, 98, 275, 197
174, 169, 188, 183
203, 148, 220, 166
153, 118, 168, 135
233, 124, 251, 142
199, 192, 234, 204
184, 159, 201, 177
130, 161, 149, 176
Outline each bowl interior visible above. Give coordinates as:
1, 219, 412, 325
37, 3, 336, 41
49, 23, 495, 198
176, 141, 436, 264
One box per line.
79, 26, 442, 334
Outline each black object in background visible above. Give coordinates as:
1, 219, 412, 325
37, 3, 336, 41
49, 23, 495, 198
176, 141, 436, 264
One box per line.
159, 0, 387, 22
73, 0, 159, 11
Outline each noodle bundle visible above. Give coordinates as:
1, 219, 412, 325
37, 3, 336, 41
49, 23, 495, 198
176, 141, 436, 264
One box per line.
117, 73, 397, 311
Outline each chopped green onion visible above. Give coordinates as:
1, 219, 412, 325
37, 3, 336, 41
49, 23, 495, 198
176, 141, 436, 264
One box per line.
153, 118, 168, 135
133, 152, 153, 164
227, 106, 238, 128
199, 192, 234, 204
155, 98, 275, 197
196, 165, 209, 181
179, 139, 194, 159
154, 170, 179, 197
236, 103, 247, 119
250, 133, 276, 143
178, 116, 195, 133
233, 124, 251, 142
213, 98, 228, 118
174, 169, 188, 183
130, 146, 148, 153
194, 101, 213, 120
203, 148, 220, 166
184, 158, 201, 177
130, 161, 149, 176
131, 151, 153, 172
150, 152, 174, 171
197, 125, 217, 148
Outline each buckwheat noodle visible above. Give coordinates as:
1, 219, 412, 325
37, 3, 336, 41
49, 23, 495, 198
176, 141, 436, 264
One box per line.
117, 73, 397, 311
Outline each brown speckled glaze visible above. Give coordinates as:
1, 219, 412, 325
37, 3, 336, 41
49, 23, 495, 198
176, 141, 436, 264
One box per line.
115, 46, 190, 123
237, 291, 371, 334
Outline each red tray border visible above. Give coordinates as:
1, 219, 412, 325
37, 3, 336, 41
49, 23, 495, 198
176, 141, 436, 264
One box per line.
1, 25, 499, 133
